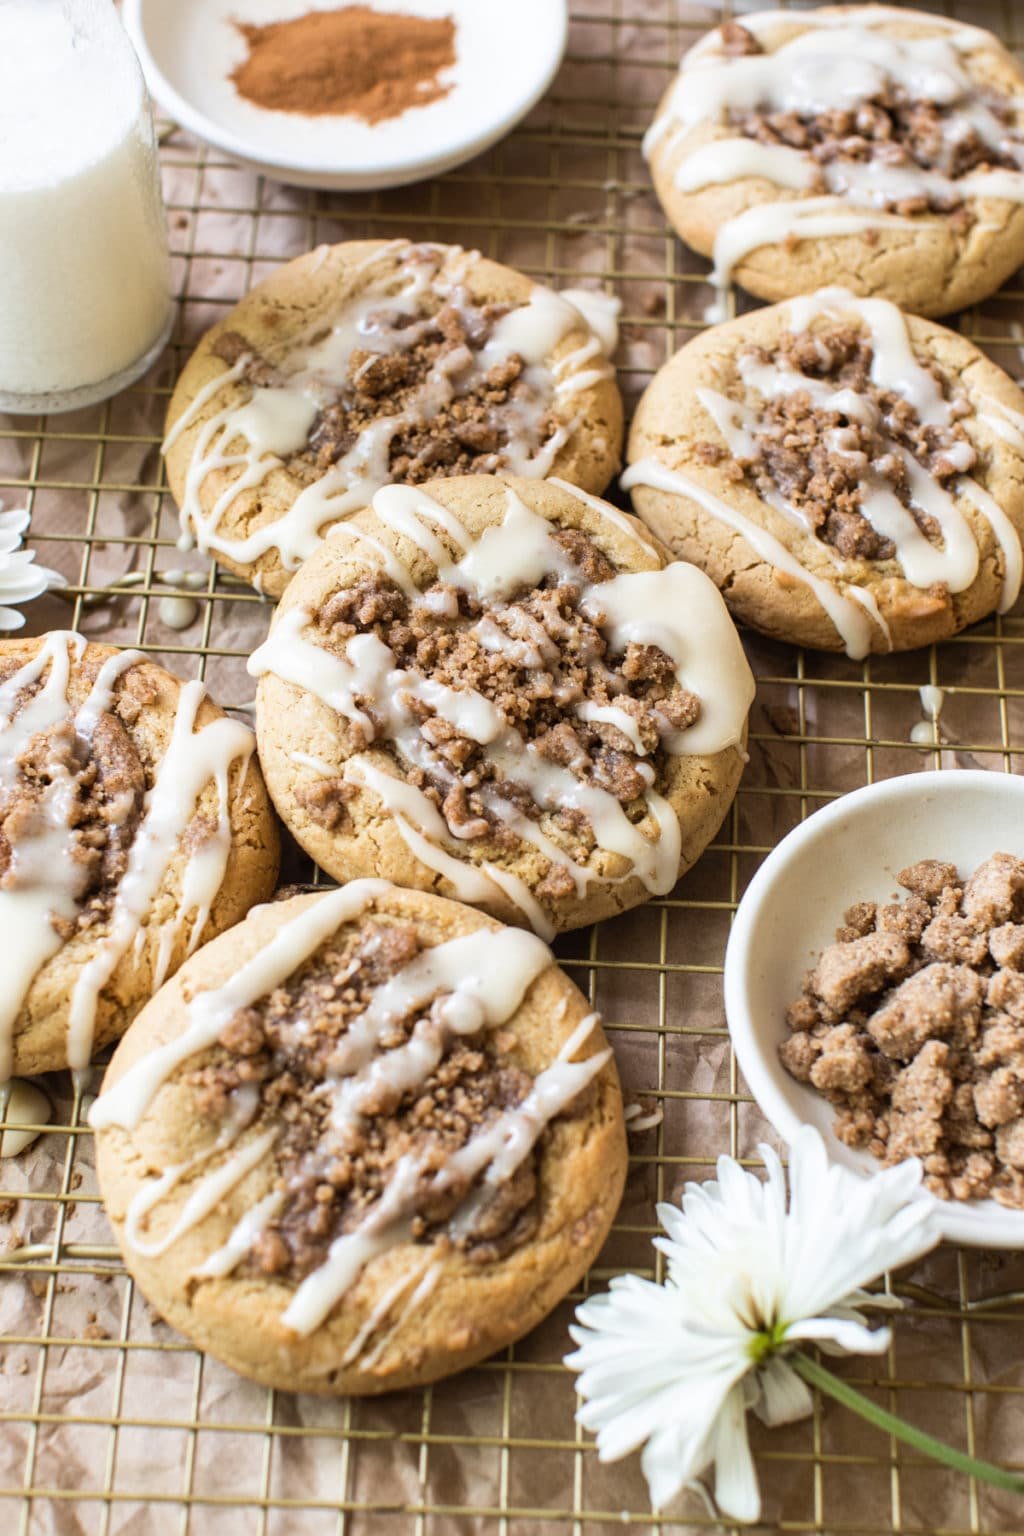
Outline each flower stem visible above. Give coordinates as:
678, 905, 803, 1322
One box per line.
792, 1352, 1024, 1496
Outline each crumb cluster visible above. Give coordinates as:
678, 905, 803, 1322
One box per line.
781, 853, 1024, 1205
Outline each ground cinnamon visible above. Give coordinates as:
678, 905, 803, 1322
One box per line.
230, 6, 457, 125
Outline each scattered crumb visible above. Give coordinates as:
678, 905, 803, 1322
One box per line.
766, 704, 801, 736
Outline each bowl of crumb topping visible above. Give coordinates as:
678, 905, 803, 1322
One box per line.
725, 770, 1024, 1247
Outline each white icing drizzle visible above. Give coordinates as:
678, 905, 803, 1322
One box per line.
0, 632, 91, 1078
159, 595, 200, 631
558, 289, 621, 357
650, 17, 1024, 312
579, 566, 753, 756
358, 1260, 441, 1373
0, 1078, 51, 1157
165, 243, 613, 574
957, 477, 1023, 613
343, 756, 555, 940
575, 701, 647, 754
627, 287, 1024, 653
90, 882, 393, 1133
192, 1188, 285, 1279
978, 395, 1024, 454
911, 684, 946, 747
676, 139, 816, 194
249, 484, 753, 927
282, 1012, 610, 1337
920, 684, 945, 721
443, 1012, 602, 1238
793, 292, 1021, 610
92, 876, 605, 1339
66, 681, 256, 1071
705, 200, 917, 322
325, 925, 551, 1092
337, 1259, 430, 1367
125, 1126, 278, 1260
548, 476, 663, 559
623, 1101, 663, 1134
550, 289, 619, 399
0, 636, 252, 1077
623, 456, 876, 660
846, 585, 893, 653
289, 749, 338, 777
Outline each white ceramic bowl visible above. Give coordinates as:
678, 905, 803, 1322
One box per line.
125, 0, 568, 191
725, 769, 1024, 1248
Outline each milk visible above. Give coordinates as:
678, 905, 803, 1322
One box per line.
0, 0, 172, 410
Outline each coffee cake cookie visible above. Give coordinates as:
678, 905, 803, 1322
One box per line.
249, 474, 754, 937
164, 240, 624, 598
647, 6, 1024, 317
625, 288, 1024, 656
90, 879, 626, 1394
0, 633, 279, 1079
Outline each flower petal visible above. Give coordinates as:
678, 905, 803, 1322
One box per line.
786, 1316, 892, 1356
779, 1129, 938, 1325
711, 1384, 762, 1522
0, 506, 30, 537
755, 1358, 814, 1427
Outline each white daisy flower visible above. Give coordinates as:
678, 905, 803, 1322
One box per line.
566, 1127, 939, 1523
0, 505, 65, 630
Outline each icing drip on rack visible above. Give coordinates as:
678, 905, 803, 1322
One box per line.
625, 288, 1024, 658
0, 1078, 51, 1157
164, 243, 617, 574
90, 880, 609, 1336
0, 633, 257, 1077
248, 484, 754, 931
648, 13, 1024, 315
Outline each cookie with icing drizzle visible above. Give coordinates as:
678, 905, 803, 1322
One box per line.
646, 6, 1024, 317
0, 634, 279, 1079
163, 239, 624, 598
625, 287, 1024, 657
90, 879, 626, 1394
249, 474, 754, 937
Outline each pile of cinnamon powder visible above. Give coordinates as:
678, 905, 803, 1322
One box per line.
231, 5, 457, 125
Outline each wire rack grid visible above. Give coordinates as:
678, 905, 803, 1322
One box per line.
4, 1, 1024, 1532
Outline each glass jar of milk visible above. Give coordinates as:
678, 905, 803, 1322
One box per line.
0, 0, 173, 413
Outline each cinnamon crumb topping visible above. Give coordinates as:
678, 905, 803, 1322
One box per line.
309, 527, 699, 884
722, 24, 1022, 216
700, 322, 976, 562
212, 248, 564, 487
780, 852, 1024, 1206
0, 659, 154, 935
188, 919, 579, 1278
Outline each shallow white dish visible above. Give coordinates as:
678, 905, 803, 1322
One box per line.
125, 0, 568, 191
724, 769, 1024, 1248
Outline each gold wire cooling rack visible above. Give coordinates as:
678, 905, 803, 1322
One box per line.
5, 1, 1024, 1532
